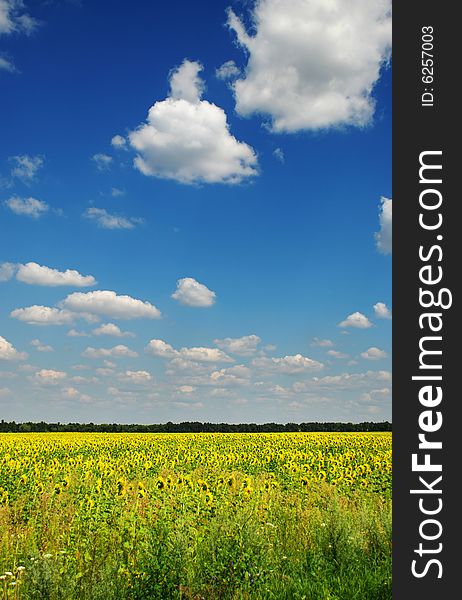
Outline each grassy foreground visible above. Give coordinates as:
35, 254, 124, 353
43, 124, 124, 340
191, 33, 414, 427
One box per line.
0, 432, 391, 599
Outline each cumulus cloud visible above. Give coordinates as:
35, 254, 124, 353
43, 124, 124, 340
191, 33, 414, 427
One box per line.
60, 290, 161, 320
252, 353, 324, 374
9, 154, 43, 181
82, 345, 138, 359
374, 302, 392, 319
118, 370, 153, 384
128, 59, 258, 184
11, 305, 76, 326
145, 339, 178, 359
15, 262, 96, 287
338, 312, 372, 329
30, 339, 53, 352
4, 196, 49, 218
360, 347, 387, 360
180, 347, 234, 363
171, 277, 216, 307
214, 334, 261, 356
0, 1, 38, 36
92, 153, 112, 171
33, 369, 66, 384
375, 197, 392, 254
0, 335, 27, 360
83, 207, 143, 230
215, 60, 240, 80
227, 0, 391, 132
92, 323, 135, 338
145, 338, 233, 363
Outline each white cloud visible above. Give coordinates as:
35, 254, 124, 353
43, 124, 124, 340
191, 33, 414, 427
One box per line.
0, 1, 38, 36
145, 339, 178, 359
30, 339, 53, 352
34, 369, 66, 384
145, 338, 233, 363
11, 305, 76, 326
252, 353, 324, 374
311, 337, 334, 348
171, 277, 216, 307
0, 262, 15, 281
111, 187, 124, 197
92, 153, 112, 171
338, 311, 372, 329
111, 135, 126, 148
15, 262, 96, 287
228, 0, 391, 132
375, 197, 392, 254
82, 345, 138, 359
215, 60, 240, 80
128, 59, 258, 184
9, 154, 43, 181
214, 334, 261, 356
0, 56, 15, 71
119, 370, 153, 384
67, 329, 90, 337
327, 350, 348, 359
374, 302, 392, 319
83, 207, 143, 230
209, 365, 251, 387
0, 335, 27, 360
4, 196, 49, 218
360, 347, 387, 360
60, 290, 161, 320
179, 347, 233, 363
0, 387, 10, 397
92, 323, 135, 338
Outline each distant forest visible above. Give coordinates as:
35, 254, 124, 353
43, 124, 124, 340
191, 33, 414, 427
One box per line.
0, 420, 391, 433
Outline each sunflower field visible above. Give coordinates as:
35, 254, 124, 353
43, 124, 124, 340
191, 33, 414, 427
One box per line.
0, 432, 391, 599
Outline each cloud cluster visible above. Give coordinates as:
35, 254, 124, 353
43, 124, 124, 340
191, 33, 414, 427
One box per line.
128, 59, 258, 184
228, 0, 392, 132
171, 277, 216, 307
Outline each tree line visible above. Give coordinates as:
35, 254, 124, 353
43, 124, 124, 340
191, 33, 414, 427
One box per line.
0, 420, 391, 433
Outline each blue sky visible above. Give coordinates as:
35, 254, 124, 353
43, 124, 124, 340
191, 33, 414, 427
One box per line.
0, 0, 392, 423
